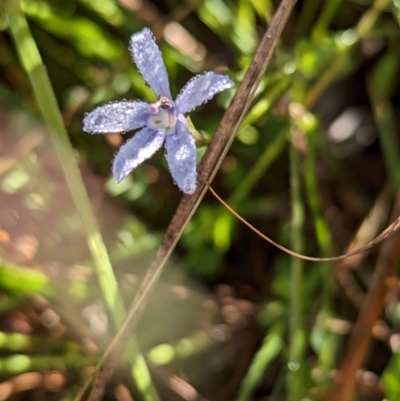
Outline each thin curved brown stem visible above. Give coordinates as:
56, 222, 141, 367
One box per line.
208, 186, 400, 262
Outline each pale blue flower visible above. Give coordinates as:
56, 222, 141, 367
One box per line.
83, 28, 234, 194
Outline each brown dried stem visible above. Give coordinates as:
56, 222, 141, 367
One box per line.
85, 0, 298, 399
326, 193, 400, 401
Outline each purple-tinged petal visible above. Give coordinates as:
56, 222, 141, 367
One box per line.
175, 72, 234, 114
83, 101, 149, 134
165, 121, 197, 194
112, 127, 165, 182
130, 28, 172, 99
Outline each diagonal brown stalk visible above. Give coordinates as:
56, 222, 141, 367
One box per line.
85, 0, 298, 399
326, 193, 400, 401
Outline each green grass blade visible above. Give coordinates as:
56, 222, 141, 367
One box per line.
236, 325, 284, 401
287, 127, 306, 401
4, 2, 159, 400
368, 46, 400, 190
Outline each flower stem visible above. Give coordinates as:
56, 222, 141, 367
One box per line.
288, 128, 306, 401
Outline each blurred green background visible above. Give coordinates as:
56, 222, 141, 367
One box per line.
1, 0, 400, 400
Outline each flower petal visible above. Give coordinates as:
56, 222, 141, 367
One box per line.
175, 72, 234, 114
165, 121, 197, 194
112, 127, 165, 182
130, 28, 172, 99
83, 101, 149, 134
